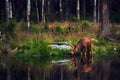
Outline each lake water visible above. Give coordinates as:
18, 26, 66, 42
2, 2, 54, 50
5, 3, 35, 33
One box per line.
0, 55, 120, 80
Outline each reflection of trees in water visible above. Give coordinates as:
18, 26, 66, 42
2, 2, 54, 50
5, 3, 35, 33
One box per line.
109, 57, 120, 80
0, 56, 120, 80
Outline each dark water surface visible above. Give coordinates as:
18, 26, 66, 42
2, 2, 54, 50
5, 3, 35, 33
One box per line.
0, 55, 120, 80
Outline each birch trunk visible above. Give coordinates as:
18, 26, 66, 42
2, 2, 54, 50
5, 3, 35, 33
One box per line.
59, 0, 63, 21
27, 0, 31, 31
77, 0, 80, 20
93, 0, 96, 22
36, 0, 39, 23
42, 0, 45, 23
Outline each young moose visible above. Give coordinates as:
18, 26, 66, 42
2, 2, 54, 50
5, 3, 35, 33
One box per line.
71, 37, 93, 64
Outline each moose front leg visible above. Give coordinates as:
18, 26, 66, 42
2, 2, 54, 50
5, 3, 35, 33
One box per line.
80, 46, 87, 64
84, 47, 87, 64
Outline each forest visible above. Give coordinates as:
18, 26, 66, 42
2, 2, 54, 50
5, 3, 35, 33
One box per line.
0, 1, 120, 80
0, 0, 120, 57
0, 0, 120, 22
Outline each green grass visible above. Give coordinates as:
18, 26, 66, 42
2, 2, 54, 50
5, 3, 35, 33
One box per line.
16, 39, 51, 57
0, 21, 120, 59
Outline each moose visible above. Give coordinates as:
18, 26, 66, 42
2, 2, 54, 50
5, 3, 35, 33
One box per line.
71, 37, 93, 64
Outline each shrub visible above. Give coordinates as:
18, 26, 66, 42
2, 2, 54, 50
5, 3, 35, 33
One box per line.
54, 25, 67, 34
71, 16, 80, 22
30, 24, 40, 33
81, 20, 91, 31
81, 20, 91, 27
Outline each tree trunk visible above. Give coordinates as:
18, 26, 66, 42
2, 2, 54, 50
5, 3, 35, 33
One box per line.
42, 0, 45, 23
83, 0, 86, 20
99, 0, 111, 38
65, 0, 69, 20
59, 0, 63, 21
77, 0, 80, 20
7, 66, 11, 80
97, 0, 100, 22
93, 0, 96, 23
27, 0, 31, 31
36, 0, 39, 23
9, 0, 12, 18
5, 0, 10, 23
28, 65, 31, 80
47, 0, 51, 21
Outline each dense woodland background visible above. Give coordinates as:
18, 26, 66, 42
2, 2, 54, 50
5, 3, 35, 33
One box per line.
0, 0, 120, 39
0, 0, 120, 22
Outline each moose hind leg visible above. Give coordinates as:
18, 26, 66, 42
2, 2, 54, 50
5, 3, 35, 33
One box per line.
83, 46, 87, 64
87, 46, 92, 64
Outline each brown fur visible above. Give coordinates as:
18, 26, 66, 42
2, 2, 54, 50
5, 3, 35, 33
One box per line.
71, 37, 93, 63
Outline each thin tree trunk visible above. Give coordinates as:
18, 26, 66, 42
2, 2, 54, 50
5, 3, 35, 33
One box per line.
59, 0, 63, 21
42, 0, 45, 23
7, 66, 11, 80
36, 0, 39, 23
77, 0, 80, 20
99, 0, 111, 38
28, 65, 31, 80
47, 0, 50, 21
65, 0, 69, 20
83, 0, 86, 20
5, 0, 10, 23
97, 0, 100, 22
94, 0, 97, 23
60, 66, 63, 80
9, 0, 12, 18
27, 0, 31, 31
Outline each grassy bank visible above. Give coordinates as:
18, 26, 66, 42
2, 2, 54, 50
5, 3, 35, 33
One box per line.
0, 21, 120, 58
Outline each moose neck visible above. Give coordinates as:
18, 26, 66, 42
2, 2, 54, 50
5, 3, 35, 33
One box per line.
74, 40, 81, 51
